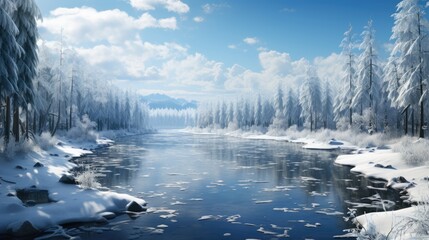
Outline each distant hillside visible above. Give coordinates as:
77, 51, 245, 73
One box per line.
141, 93, 198, 110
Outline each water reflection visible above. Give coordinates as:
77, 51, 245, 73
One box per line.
70, 130, 407, 240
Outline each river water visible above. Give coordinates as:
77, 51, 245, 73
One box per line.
72, 130, 406, 240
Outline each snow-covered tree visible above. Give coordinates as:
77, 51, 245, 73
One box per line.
390, 0, 429, 138
322, 81, 334, 129
11, 0, 41, 140
261, 99, 274, 128
352, 20, 383, 132
285, 89, 299, 128
0, 0, 21, 145
299, 69, 322, 131
271, 85, 287, 129
254, 95, 262, 126
334, 25, 356, 128
227, 102, 234, 128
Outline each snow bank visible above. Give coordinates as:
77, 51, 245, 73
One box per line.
335, 140, 429, 239
0, 135, 146, 237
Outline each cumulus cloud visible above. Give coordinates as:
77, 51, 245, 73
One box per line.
130, 0, 190, 13
161, 53, 225, 89
75, 40, 187, 79
243, 37, 259, 45
39, 7, 177, 45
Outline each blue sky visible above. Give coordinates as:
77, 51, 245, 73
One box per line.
35, 0, 404, 100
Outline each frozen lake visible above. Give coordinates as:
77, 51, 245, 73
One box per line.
71, 130, 406, 239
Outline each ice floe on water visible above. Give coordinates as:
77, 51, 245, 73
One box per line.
254, 200, 273, 204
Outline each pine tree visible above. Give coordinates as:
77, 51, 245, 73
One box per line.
334, 25, 356, 128
11, 0, 41, 140
390, 0, 429, 138
299, 69, 322, 131
352, 20, 382, 132
322, 81, 334, 129
0, 0, 21, 145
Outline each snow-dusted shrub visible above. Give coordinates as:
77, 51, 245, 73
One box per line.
344, 208, 388, 240
76, 166, 101, 189
66, 114, 98, 143
37, 132, 58, 150
393, 137, 429, 166
0, 138, 36, 158
336, 117, 351, 131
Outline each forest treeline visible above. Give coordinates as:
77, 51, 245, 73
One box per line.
0, 0, 148, 151
197, 0, 429, 138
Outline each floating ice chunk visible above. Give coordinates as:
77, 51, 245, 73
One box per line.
273, 207, 299, 213
301, 177, 320, 182
150, 229, 164, 234
304, 223, 321, 228
346, 187, 358, 191
157, 224, 168, 228
160, 214, 176, 219
311, 203, 320, 208
316, 209, 344, 216
226, 214, 241, 222
189, 198, 203, 201
309, 191, 327, 196
198, 215, 216, 221
171, 201, 186, 205
257, 227, 277, 235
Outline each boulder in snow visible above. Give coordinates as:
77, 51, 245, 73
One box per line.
100, 212, 116, 220
16, 188, 50, 205
33, 162, 44, 168
126, 201, 146, 213
59, 174, 77, 184
374, 164, 396, 170
328, 139, 344, 146
8, 220, 40, 237
386, 176, 415, 190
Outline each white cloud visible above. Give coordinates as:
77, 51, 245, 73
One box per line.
130, 0, 190, 13
161, 53, 225, 89
243, 37, 259, 45
193, 16, 204, 23
202, 3, 229, 14
75, 40, 187, 79
228, 44, 237, 49
39, 7, 177, 45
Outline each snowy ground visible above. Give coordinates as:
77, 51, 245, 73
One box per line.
184, 127, 429, 239
0, 134, 146, 238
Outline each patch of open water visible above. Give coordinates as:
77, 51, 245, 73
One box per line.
67, 130, 407, 239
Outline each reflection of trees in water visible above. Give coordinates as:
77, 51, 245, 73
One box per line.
76, 139, 148, 188
332, 164, 410, 216
199, 137, 338, 193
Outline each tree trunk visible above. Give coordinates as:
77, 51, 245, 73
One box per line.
411, 109, 415, 137
404, 108, 408, 135
33, 110, 37, 134
4, 96, 11, 145
419, 101, 425, 138
13, 98, 19, 143
25, 105, 29, 140
349, 107, 353, 127
51, 100, 61, 137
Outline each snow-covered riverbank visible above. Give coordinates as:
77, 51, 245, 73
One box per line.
0, 134, 146, 238
184, 127, 429, 239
